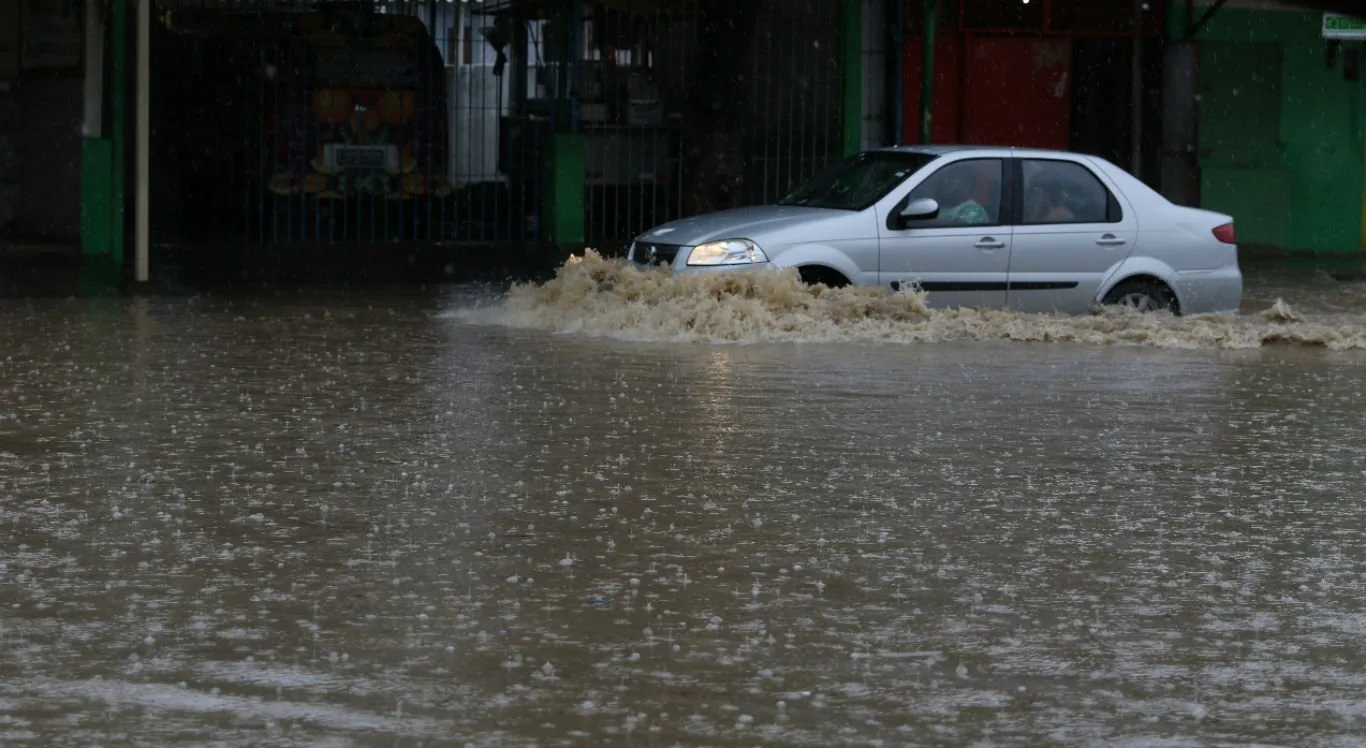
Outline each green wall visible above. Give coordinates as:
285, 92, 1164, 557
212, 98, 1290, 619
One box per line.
1195, 8, 1365, 255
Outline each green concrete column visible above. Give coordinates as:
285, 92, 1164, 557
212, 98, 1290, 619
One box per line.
80, 138, 113, 257
79, 0, 125, 292
111, 0, 127, 269
543, 0, 584, 248
81, 0, 111, 262
542, 133, 585, 247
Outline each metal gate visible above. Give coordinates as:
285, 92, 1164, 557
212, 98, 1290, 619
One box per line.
151, 0, 541, 247
574, 0, 845, 250
149, 0, 844, 253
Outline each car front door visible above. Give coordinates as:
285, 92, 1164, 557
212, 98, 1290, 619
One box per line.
878, 158, 1011, 310
1006, 157, 1138, 314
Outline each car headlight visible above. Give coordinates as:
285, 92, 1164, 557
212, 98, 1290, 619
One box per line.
686, 239, 768, 266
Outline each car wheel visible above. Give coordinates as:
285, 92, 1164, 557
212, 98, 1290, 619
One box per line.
1101, 278, 1179, 315
798, 266, 851, 288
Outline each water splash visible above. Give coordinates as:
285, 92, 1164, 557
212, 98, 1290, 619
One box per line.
449, 250, 1366, 350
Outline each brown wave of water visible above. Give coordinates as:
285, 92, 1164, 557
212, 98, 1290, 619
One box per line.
451, 250, 1366, 350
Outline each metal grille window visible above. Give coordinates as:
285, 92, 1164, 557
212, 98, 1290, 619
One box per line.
579, 0, 844, 251
151, 0, 538, 248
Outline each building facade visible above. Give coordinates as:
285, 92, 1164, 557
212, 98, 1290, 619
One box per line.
899, 0, 1366, 259
1182, 0, 1366, 257
0, 0, 1361, 289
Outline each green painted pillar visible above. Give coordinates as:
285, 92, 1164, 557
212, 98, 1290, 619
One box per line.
79, 0, 123, 293
80, 139, 113, 257
79, 142, 119, 297
543, 0, 584, 249
111, 0, 127, 270
841, 0, 862, 157
80, 0, 111, 262
542, 133, 585, 247
921, 0, 937, 145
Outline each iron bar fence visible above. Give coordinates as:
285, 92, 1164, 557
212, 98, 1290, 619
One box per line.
147, 0, 845, 252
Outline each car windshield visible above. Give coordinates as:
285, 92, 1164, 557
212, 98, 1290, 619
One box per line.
777, 151, 938, 210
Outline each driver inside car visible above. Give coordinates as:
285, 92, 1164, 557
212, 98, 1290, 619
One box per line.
933, 167, 989, 225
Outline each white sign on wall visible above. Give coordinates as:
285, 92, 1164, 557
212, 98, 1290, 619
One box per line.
1324, 12, 1366, 41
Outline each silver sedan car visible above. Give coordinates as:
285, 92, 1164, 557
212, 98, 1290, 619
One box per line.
627, 146, 1242, 315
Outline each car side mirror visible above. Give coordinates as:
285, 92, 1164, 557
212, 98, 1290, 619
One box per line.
900, 197, 940, 221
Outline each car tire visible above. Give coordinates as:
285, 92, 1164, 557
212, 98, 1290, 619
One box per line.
1101, 278, 1180, 315
797, 266, 851, 288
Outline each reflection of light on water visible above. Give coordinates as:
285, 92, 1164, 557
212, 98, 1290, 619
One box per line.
447, 250, 1366, 351
132, 297, 153, 387
131, 298, 157, 449
698, 349, 737, 439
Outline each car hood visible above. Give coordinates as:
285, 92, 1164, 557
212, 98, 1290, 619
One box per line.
634, 206, 849, 247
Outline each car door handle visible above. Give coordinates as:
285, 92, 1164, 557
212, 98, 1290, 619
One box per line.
1096, 234, 1128, 247
974, 238, 1006, 249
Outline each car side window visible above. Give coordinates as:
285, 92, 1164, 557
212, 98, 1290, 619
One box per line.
1020, 159, 1122, 225
902, 159, 1004, 227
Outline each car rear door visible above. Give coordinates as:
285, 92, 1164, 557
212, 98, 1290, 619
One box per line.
878, 158, 1011, 310
1005, 157, 1138, 314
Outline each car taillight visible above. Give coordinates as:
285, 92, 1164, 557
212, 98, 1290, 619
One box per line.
1212, 223, 1236, 244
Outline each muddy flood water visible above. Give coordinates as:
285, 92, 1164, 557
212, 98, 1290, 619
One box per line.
4, 256, 1366, 746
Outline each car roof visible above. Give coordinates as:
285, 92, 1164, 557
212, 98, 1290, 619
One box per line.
875, 144, 1091, 159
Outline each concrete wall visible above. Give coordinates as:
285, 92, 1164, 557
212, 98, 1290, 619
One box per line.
860, 0, 890, 150
1194, 5, 1365, 254
15, 77, 82, 241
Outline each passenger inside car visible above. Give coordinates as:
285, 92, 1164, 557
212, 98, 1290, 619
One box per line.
1025, 176, 1076, 224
